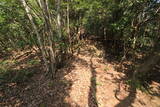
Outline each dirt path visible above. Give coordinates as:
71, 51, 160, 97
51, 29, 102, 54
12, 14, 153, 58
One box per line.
1, 46, 160, 107
63, 49, 160, 107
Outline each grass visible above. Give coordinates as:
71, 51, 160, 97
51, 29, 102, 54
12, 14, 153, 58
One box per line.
126, 79, 148, 92
0, 59, 35, 83
104, 65, 109, 71
96, 82, 102, 86
27, 59, 40, 65
0, 69, 34, 83
0, 59, 16, 66
0, 59, 13, 72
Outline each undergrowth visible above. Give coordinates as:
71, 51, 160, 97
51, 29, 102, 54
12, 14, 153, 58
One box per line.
126, 72, 154, 93
0, 59, 36, 84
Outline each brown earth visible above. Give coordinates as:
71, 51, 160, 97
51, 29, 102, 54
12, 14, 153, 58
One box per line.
0, 45, 160, 107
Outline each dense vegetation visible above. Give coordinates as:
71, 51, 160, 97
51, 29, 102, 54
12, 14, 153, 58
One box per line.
0, 0, 160, 105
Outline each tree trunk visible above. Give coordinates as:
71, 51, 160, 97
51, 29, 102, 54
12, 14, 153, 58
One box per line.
38, 0, 57, 75
67, 0, 71, 52
20, 0, 49, 72
56, 0, 62, 39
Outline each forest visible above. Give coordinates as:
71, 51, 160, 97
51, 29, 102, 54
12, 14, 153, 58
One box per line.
0, 0, 160, 106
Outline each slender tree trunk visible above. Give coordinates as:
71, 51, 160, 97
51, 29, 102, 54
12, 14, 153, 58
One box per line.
67, 0, 71, 52
38, 0, 56, 75
20, 0, 49, 72
132, 36, 137, 49
55, 0, 64, 65
56, 0, 62, 39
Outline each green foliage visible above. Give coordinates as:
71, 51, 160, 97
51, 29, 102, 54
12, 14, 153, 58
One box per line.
27, 59, 40, 65
0, 59, 34, 83
0, 0, 159, 89
71, 0, 159, 54
0, 0, 37, 51
0, 0, 159, 52
104, 66, 109, 72
126, 79, 147, 92
96, 82, 102, 86
126, 70, 154, 92
0, 59, 16, 71
0, 69, 34, 83
39, 103, 46, 107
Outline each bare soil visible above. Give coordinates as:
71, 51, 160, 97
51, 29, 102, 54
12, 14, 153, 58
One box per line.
0, 45, 160, 107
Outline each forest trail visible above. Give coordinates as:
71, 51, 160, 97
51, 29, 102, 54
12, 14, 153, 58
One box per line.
0, 45, 160, 107
66, 53, 122, 107
1, 0, 160, 107
63, 45, 160, 107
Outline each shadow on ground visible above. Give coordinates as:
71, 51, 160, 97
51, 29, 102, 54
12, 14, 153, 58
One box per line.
0, 51, 81, 107
114, 82, 137, 107
88, 55, 98, 107
114, 56, 160, 107
88, 39, 160, 107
